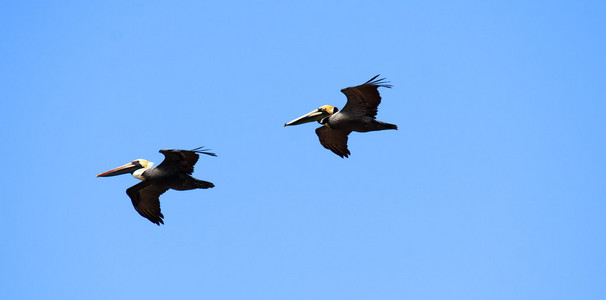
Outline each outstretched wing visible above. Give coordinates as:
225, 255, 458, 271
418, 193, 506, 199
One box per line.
315, 126, 351, 158
340, 75, 392, 118
126, 181, 169, 225
157, 147, 217, 175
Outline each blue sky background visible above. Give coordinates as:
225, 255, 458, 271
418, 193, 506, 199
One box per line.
1, 1, 605, 299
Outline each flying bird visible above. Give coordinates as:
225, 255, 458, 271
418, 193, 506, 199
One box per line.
97, 147, 216, 225
284, 75, 397, 158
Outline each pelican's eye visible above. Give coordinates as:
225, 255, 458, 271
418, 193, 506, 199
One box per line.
332, 107, 338, 113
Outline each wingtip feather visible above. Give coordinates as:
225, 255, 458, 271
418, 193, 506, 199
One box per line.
191, 146, 218, 157
366, 74, 392, 88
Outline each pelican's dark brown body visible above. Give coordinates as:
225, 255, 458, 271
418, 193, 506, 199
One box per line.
97, 147, 216, 225
285, 75, 397, 158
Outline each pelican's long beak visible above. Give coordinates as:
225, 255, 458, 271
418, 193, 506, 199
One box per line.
284, 109, 329, 126
97, 161, 141, 177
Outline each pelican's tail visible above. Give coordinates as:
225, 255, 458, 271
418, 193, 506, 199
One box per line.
195, 179, 215, 189
383, 122, 398, 130
373, 120, 398, 130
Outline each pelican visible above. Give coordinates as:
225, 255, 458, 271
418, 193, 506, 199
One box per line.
284, 75, 397, 158
97, 147, 216, 225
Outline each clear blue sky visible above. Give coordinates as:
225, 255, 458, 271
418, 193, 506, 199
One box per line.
1, 1, 605, 299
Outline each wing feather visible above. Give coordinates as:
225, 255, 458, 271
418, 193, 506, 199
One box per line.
126, 181, 169, 225
340, 75, 392, 118
157, 147, 216, 175
315, 126, 351, 158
